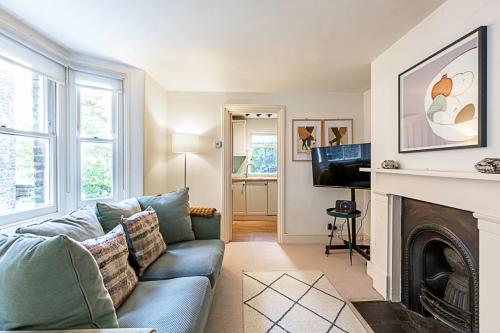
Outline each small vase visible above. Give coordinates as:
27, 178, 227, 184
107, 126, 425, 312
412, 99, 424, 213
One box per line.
475, 158, 500, 174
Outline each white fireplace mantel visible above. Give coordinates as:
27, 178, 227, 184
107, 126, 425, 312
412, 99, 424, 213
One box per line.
363, 168, 500, 333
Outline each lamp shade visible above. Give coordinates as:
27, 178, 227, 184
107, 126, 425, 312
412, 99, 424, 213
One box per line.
172, 133, 199, 153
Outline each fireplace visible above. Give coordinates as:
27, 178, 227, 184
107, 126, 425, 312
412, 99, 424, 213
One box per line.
401, 198, 479, 333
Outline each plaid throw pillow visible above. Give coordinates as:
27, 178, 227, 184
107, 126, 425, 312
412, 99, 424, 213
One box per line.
121, 208, 167, 276
81, 225, 138, 308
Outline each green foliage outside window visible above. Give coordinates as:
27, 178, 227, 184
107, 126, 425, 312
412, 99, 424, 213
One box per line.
80, 89, 113, 200
81, 143, 113, 200
249, 147, 277, 174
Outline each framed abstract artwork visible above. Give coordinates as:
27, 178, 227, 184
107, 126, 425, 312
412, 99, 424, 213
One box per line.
292, 119, 322, 161
399, 26, 487, 153
323, 119, 353, 147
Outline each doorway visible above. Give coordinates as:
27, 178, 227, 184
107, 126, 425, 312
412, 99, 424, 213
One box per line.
222, 105, 285, 243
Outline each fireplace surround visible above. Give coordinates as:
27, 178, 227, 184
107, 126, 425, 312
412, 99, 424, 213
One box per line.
401, 198, 479, 332
362, 167, 500, 331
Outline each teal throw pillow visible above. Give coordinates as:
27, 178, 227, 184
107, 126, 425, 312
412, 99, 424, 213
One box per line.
96, 198, 142, 233
137, 188, 195, 244
0, 234, 118, 330
16, 207, 104, 242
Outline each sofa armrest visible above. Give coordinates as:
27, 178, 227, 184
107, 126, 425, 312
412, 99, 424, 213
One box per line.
191, 211, 221, 240
0, 328, 156, 333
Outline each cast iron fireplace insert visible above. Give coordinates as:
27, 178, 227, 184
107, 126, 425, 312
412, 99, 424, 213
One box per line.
401, 198, 479, 333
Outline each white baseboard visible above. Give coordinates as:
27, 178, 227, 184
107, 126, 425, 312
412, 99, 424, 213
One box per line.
282, 232, 369, 244
367, 261, 388, 299
282, 234, 329, 244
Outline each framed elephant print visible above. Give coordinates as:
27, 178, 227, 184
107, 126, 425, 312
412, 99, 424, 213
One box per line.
323, 119, 353, 147
292, 119, 322, 161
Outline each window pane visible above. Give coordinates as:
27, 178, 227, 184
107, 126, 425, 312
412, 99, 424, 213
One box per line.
0, 58, 48, 133
80, 142, 113, 200
249, 147, 277, 174
251, 134, 277, 145
0, 134, 51, 216
79, 87, 113, 139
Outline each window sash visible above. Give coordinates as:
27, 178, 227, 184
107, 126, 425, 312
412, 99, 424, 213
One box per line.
0, 76, 58, 224
75, 81, 121, 205
0, 132, 58, 223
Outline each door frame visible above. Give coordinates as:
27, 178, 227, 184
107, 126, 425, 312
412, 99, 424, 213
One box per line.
221, 104, 286, 243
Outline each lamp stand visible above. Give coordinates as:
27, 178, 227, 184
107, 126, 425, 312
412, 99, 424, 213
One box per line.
184, 152, 187, 188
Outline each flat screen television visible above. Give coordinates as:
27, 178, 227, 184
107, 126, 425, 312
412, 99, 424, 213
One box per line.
311, 143, 371, 189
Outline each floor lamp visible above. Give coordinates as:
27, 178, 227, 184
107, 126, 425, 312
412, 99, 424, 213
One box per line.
172, 133, 199, 188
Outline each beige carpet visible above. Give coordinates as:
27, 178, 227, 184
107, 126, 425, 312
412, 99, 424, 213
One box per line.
243, 270, 368, 333
205, 242, 382, 333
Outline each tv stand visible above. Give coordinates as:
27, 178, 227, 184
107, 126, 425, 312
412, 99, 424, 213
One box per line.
325, 188, 371, 261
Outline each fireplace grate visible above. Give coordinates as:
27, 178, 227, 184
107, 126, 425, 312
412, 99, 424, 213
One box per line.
420, 284, 471, 333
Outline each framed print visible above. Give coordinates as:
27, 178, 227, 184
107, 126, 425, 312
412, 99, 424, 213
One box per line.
399, 26, 487, 153
292, 119, 322, 161
323, 119, 353, 146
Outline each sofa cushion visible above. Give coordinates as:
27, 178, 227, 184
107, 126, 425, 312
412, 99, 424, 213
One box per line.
0, 234, 118, 330
140, 240, 224, 287
117, 277, 212, 333
137, 188, 195, 244
16, 207, 104, 242
81, 225, 138, 309
121, 208, 167, 276
96, 198, 142, 233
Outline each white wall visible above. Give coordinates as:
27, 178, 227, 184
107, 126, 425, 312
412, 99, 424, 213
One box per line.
371, 0, 499, 171
361, 89, 372, 237
144, 74, 169, 195
155, 91, 365, 237
363, 90, 371, 141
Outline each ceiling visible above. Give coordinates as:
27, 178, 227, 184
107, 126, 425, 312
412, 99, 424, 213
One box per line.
0, 0, 445, 93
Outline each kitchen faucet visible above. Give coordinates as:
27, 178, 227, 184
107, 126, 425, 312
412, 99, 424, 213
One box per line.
245, 163, 254, 178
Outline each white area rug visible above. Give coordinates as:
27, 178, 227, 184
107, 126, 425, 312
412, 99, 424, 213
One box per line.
243, 270, 368, 333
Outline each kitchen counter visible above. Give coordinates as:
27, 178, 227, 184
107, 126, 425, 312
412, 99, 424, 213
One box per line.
232, 176, 277, 182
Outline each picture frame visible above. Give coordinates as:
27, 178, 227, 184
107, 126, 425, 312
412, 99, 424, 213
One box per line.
322, 119, 353, 147
398, 26, 487, 153
292, 119, 322, 161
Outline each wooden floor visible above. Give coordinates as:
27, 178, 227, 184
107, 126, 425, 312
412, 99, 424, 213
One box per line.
232, 220, 277, 242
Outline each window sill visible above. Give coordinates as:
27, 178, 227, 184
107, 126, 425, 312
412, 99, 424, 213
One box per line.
0, 209, 62, 234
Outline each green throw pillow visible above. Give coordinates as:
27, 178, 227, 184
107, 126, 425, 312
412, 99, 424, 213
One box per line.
137, 188, 195, 244
0, 234, 118, 330
16, 207, 104, 242
96, 198, 142, 233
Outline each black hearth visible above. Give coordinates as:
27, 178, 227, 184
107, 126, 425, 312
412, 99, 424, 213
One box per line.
401, 198, 479, 333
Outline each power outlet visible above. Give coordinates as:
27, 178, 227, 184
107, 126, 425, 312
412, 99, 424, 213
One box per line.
327, 223, 337, 231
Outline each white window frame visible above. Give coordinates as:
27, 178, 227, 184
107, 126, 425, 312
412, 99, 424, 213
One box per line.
0, 19, 143, 229
248, 132, 278, 176
0, 69, 59, 225
73, 72, 125, 207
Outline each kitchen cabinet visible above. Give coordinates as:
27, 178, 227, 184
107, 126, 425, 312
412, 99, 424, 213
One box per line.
232, 179, 278, 217
245, 181, 268, 215
232, 120, 246, 156
232, 182, 246, 215
267, 180, 278, 215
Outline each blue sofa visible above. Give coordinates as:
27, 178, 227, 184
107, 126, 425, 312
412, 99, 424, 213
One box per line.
117, 213, 224, 333
1, 210, 224, 333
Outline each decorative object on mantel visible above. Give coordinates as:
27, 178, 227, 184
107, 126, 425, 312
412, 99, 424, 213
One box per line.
474, 158, 500, 174
381, 160, 400, 169
398, 26, 487, 153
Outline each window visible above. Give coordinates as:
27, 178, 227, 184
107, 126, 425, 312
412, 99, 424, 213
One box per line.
0, 31, 134, 227
75, 72, 123, 204
248, 134, 277, 175
0, 57, 57, 220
